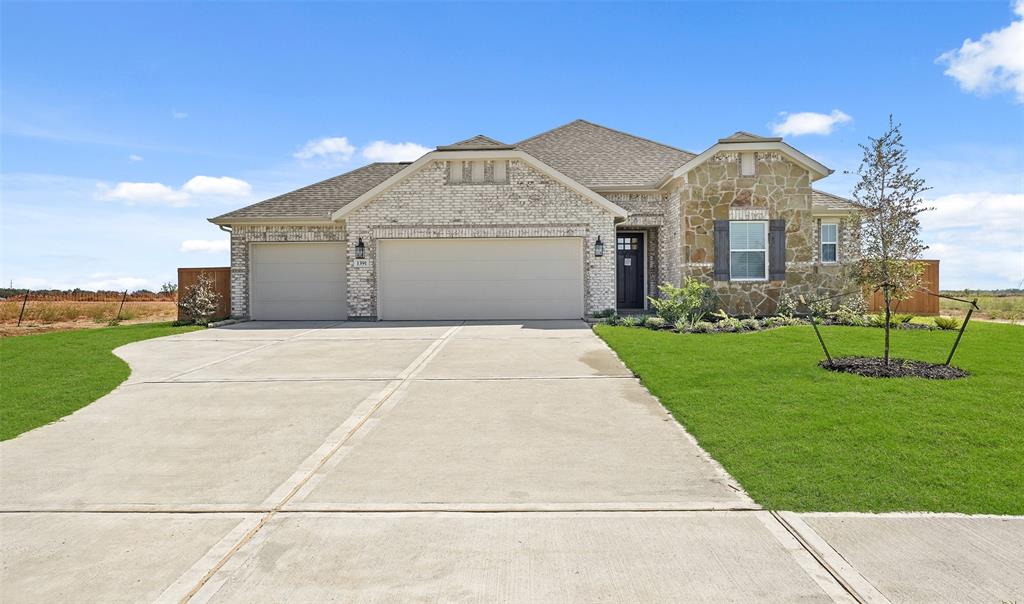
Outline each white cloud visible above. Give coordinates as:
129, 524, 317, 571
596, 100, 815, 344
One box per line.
937, 0, 1024, 102
172, 110, 189, 119
293, 136, 355, 163
772, 110, 852, 136
361, 140, 430, 162
128, 154, 143, 162
95, 175, 252, 207
95, 181, 192, 207
920, 192, 1024, 289
180, 239, 230, 253
182, 175, 252, 198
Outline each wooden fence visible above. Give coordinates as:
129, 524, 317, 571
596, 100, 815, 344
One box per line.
869, 259, 940, 315
177, 267, 231, 321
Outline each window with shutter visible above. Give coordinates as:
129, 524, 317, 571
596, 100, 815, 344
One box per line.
729, 221, 768, 280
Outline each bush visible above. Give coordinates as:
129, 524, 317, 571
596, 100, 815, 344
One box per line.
673, 319, 688, 332
647, 278, 710, 325
603, 314, 621, 325
592, 308, 616, 319
808, 298, 834, 318
764, 316, 804, 328
830, 304, 868, 326
934, 316, 961, 330
714, 317, 743, 333
776, 292, 798, 317
618, 315, 641, 327
867, 312, 915, 328
739, 318, 762, 331
686, 321, 715, 333
645, 316, 667, 329
177, 273, 223, 326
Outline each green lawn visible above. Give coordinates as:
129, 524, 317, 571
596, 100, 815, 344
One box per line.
596, 321, 1024, 514
0, 322, 201, 441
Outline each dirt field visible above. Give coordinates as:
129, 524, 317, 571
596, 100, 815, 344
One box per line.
0, 300, 178, 337
939, 294, 1024, 324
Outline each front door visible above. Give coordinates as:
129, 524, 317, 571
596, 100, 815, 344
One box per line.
616, 233, 644, 309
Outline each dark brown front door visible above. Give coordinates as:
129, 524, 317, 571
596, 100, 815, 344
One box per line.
616, 233, 644, 309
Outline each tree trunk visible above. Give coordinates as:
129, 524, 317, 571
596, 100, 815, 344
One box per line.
883, 286, 891, 366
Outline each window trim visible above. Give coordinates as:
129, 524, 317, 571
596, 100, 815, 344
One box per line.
820, 221, 839, 264
729, 220, 768, 282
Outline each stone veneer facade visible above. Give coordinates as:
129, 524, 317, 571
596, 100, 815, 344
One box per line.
675, 151, 851, 315
343, 159, 616, 319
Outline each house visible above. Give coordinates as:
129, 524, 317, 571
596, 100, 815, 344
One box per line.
210, 120, 860, 321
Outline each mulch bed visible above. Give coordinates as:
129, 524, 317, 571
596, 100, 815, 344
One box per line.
820, 356, 968, 379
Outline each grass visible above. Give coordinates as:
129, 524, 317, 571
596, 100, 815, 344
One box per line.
596, 321, 1024, 514
0, 322, 201, 441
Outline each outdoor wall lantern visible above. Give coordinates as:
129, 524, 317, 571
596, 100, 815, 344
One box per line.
594, 236, 605, 257
355, 237, 366, 259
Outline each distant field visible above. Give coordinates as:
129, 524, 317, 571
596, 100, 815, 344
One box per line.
0, 300, 177, 335
939, 292, 1023, 323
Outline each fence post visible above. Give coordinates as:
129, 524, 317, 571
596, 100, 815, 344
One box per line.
17, 290, 30, 326
116, 290, 128, 322
945, 299, 977, 366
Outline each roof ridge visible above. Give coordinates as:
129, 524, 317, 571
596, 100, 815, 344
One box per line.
517, 118, 696, 157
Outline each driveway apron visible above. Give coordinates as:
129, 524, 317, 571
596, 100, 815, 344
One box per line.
0, 320, 890, 602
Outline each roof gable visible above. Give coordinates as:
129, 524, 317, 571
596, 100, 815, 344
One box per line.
436, 135, 514, 151
331, 149, 628, 221
516, 119, 695, 189
718, 131, 783, 143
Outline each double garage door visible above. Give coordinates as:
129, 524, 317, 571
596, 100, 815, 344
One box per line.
249, 238, 584, 321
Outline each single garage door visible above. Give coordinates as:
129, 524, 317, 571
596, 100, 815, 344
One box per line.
250, 243, 347, 320
378, 238, 584, 320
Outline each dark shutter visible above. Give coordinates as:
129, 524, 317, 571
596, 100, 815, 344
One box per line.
769, 219, 786, 281
713, 220, 730, 281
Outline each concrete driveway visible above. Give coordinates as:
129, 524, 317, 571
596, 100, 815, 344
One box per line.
2, 321, 1021, 603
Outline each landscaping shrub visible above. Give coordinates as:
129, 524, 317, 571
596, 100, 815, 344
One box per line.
645, 316, 667, 330
592, 308, 616, 319
808, 298, 834, 319
602, 314, 621, 326
686, 321, 715, 333
867, 313, 914, 328
829, 304, 868, 326
934, 316, 961, 330
739, 318, 762, 331
618, 315, 641, 327
776, 292, 798, 317
763, 316, 804, 328
177, 273, 222, 326
647, 278, 710, 325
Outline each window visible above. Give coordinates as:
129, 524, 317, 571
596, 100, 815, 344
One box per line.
821, 223, 838, 263
730, 221, 767, 280
740, 152, 755, 176
492, 160, 507, 183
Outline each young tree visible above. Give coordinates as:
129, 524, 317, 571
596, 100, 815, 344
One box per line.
177, 273, 222, 325
849, 117, 931, 364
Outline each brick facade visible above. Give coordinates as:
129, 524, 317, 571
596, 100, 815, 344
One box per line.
343, 159, 616, 318
228, 224, 346, 318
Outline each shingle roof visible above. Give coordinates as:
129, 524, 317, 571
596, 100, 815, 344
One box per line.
516, 119, 696, 188
210, 162, 408, 222
437, 135, 514, 151
812, 189, 862, 212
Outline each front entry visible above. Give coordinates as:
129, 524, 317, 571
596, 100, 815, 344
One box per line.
616, 232, 645, 309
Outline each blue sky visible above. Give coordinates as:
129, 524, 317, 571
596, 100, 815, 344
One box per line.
2, 1, 1022, 291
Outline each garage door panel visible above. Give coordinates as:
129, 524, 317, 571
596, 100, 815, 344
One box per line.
251, 243, 347, 320
381, 261, 581, 282
379, 239, 583, 320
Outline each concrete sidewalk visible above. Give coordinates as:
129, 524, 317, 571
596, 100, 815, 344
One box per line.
1, 320, 1021, 603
